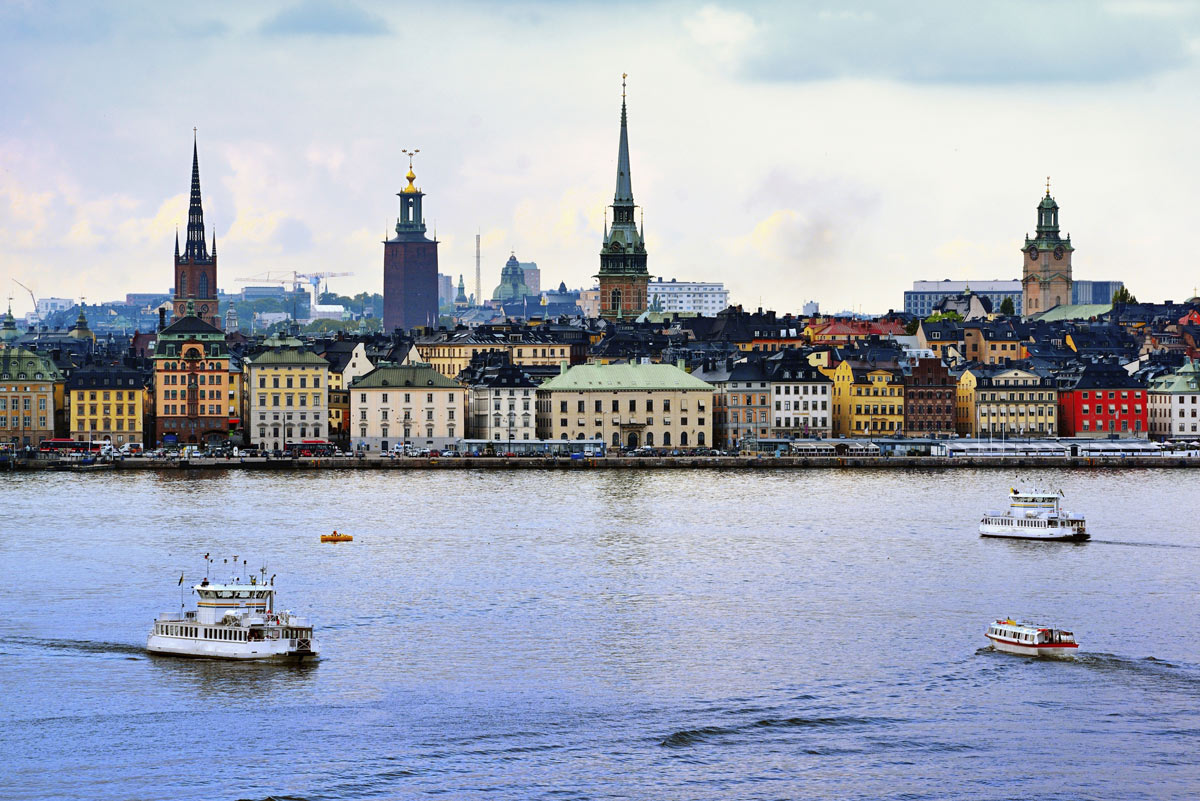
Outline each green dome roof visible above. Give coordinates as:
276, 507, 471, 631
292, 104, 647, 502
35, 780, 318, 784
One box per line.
1039, 193, 1058, 210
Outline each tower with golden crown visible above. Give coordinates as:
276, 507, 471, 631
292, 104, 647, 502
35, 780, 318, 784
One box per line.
383, 151, 440, 332
596, 76, 649, 320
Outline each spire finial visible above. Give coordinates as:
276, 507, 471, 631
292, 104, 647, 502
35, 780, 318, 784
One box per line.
1046, 175, 1051, 196
622, 72, 627, 99
400, 148, 420, 193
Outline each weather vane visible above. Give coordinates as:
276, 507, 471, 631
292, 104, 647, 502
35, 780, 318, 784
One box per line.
401, 148, 420, 169
622, 73, 627, 98
1046, 175, 1051, 195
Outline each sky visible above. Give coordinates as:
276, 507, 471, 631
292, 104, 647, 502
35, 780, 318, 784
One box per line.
3, 0, 1200, 319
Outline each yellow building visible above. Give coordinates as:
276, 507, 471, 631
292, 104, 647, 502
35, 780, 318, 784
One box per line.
831, 361, 905, 437
246, 336, 330, 452
957, 366, 1057, 437
67, 365, 151, 446
153, 306, 233, 447
415, 325, 585, 378
0, 346, 64, 447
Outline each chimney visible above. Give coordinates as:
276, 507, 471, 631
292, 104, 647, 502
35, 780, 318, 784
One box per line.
559, 360, 568, 375
158, 307, 166, 332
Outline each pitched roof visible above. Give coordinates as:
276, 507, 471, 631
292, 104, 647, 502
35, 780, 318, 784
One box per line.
539, 363, 714, 392
351, 364, 460, 390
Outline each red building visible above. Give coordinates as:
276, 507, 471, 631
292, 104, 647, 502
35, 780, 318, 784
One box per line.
1057, 363, 1148, 437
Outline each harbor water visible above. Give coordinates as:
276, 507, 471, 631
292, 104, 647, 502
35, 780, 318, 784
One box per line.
1, 469, 1198, 800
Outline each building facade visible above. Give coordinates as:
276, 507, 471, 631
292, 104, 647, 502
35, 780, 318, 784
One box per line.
350, 364, 465, 451
466, 362, 538, 444
957, 366, 1057, 437
247, 338, 331, 452
153, 305, 233, 447
415, 325, 586, 378
173, 135, 220, 329
67, 364, 151, 447
1148, 359, 1200, 439
766, 356, 833, 439
904, 280, 1022, 318
537, 363, 713, 450
1057, 363, 1147, 438
1022, 186, 1073, 317
597, 80, 649, 320
692, 360, 771, 450
647, 278, 729, 316
0, 346, 63, 447
831, 361, 905, 437
1071, 280, 1125, 306
383, 158, 439, 332
903, 357, 956, 436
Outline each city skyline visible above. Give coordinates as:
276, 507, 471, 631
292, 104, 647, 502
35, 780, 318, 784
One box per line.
5, 1, 1200, 318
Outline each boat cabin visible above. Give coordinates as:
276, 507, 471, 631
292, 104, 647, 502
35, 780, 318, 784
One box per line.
987, 620, 1076, 646
193, 577, 274, 625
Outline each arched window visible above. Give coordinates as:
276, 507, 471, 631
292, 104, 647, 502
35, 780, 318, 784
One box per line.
698, 431, 706, 446
610, 288, 622, 310
612, 432, 620, 447
680, 431, 689, 446
645, 431, 654, 447
179, 272, 187, 297
198, 272, 209, 299
662, 431, 671, 446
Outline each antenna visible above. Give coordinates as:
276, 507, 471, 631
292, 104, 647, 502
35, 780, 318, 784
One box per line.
475, 232, 481, 308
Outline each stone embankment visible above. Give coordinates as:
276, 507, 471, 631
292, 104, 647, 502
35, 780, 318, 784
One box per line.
7, 455, 1198, 471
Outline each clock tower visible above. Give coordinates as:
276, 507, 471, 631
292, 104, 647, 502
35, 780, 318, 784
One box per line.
173, 131, 220, 328
596, 75, 649, 320
1021, 179, 1073, 317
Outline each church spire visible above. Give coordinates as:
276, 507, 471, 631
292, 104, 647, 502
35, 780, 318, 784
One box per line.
185, 128, 209, 261
614, 73, 633, 205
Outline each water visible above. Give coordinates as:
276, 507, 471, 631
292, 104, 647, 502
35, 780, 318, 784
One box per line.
1, 469, 1198, 800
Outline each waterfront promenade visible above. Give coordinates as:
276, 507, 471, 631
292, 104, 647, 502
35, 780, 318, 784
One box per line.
7, 453, 1199, 471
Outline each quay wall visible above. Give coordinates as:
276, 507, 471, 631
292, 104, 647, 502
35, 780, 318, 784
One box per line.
7, 455, 1200, 472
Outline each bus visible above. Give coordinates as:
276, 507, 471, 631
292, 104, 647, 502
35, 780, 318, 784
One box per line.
284, 440, 337, 457
38, 439, 102, 454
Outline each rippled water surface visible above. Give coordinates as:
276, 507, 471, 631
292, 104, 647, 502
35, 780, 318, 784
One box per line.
2, 468, 1198, 800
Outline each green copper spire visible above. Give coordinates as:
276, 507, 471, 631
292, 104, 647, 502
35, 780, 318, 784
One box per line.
614, 73, 633, 205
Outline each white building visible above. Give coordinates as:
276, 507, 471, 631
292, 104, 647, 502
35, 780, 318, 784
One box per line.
466, 365, 538, 443
647, 278, 729, 316
350, 363, 466, 451
246, 338, 331, 453
1148, 359, 1200, 439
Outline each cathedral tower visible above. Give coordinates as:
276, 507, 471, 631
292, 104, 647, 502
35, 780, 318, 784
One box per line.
1022, 179, 1073, 317
173, 132, 220, 328
382, 150, 439, 332
596, 75, 649, 320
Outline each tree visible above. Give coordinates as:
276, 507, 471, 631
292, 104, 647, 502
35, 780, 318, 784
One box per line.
1112, 286, 1138, 305
998, 296, 1015, 316
925, 311, 963, 324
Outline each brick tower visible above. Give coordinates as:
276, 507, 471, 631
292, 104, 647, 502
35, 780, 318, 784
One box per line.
382, 151, 439, 332
597, 75, 649, 320
173, 131, 220, 328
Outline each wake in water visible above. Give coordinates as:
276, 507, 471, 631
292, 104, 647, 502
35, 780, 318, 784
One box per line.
2, 635, 146, 658
660, 713, 899, 748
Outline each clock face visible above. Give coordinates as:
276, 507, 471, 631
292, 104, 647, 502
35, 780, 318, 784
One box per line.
1027, 246, 1038, 260
1054, 246, 1064, 260
200, 304, 209, 314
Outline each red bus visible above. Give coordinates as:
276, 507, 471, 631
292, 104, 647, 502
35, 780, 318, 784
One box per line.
284, 439, 337, 457
38, 439, 102, 454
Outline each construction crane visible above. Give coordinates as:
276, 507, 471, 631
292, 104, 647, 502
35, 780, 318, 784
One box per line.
11, 279, 38, 323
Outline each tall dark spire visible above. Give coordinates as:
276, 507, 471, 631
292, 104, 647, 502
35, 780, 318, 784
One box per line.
185, 129, 209, 261
614, 73, 633, 205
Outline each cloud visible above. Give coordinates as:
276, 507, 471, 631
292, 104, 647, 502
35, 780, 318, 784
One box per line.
259, 1, 390, 37
690, 0, 1197, 84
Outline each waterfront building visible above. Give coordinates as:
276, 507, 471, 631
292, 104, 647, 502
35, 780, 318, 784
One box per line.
956, 365, 1057, 437
903, 357, 957, 436
1056, 362, 1147, 438
0, 345, 63, 447
173, 134, 220, 329
1147, 358, 1200, 439
383, 155, 439, 332
246, 336, 330, 452
596, 78, 649, 320
691, 358, 771, 450
646, 278, 729, 316
349, 363, 465, 451
465, 360, 538, 444
764, 350, 833, 439
904, 280, 1022, 318
66, 364, 152, 447
831, 361, 905, 437
414, 324, 586, 378
1022, 184, 1074, 317
536, 362, 713, 450
153, 302, 233, 447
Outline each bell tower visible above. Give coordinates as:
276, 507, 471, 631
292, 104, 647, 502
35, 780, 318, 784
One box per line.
173, 130, 220, 328
1021, 178, 1073, 317
596, 74, 649, 320
382, 149, 439, 332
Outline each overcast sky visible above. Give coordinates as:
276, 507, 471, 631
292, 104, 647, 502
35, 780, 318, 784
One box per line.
3, 0, 1200, 318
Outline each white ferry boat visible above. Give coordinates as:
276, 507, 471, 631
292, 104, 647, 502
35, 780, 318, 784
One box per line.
147, 566, 319, 662
979, 489, 1088, 541
985, 619, 1079, 658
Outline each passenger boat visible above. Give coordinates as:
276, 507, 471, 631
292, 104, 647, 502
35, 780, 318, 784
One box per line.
146, 564, 319, 662
979, 489, 1088, 541
321, 530, 353, 543
985, 619, 1079, 658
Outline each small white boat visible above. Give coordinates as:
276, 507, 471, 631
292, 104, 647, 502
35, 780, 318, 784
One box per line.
986, 619, 1078, 658
980, 488, 1088, 541
147, 565, 319, 662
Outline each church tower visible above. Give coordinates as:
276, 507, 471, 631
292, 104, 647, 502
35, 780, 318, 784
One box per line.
382, 150, 439, 332
173, 132, 220, 328
1022, 179, 1073, 317
596, 75, 649, 320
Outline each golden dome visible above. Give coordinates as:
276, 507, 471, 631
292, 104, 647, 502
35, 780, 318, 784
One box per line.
402, 167, 419, 194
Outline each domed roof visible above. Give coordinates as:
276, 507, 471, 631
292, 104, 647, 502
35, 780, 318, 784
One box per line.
1039, 193, 1058, 210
